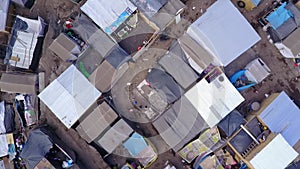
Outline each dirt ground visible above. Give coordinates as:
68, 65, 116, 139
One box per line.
11, 0, 300, 169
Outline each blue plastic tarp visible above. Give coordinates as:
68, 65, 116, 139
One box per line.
123, 132, 147, 157
229, 69, 256, 91
259, 91, 300, 146
251, 0, 261, 6
266, 2, 293, 29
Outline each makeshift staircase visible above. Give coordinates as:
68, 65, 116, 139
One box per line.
241, 141, 258, 158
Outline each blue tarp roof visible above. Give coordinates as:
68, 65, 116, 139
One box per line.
123, 132, 147, 157
266, 2, 293, 29
259, 91, 300, 146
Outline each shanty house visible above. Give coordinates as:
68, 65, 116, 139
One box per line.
153, 96, 208, 152
184, 68, 245, 128
0, 73, 37, 94
275, 28, 300, 58
224, 91, 300, 169
80, 0, 137, 35
178, 33, 218, 74
49, 33, 82, 61
5, 16, 46, 70
130, 0, 185, 30
38, 65, 101, 128
158, 40, 199, 89
257, 91, 300, 147
249, 134, 298, 169
76, 101, 118, 143
187, 0, 260, 66
96, 119, 133, 154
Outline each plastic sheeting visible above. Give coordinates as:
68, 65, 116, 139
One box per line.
159, 40, 198, 89
72, 14, 98, 43
149, 0, 185, 30
72, 14, 116, 57
178, 33, 217, 74
105, 45, 131, 69
130, 0, 167, 17
268, 18, 297, 42
266, 2, 300, 42
286, 160, 300, 169
217, 110, 245, 137
187, 0, 260, 66
259, 91, 300, 146
123, 132, 147, 157
0, 102, 5, 134
229, 130, 253, 154
4, 104, 15, 133
20, 129, 53, 169
81, 0, 137, 34
153, 96, 208, 152
146, 68, 183, 104
0, 0, 9, 31
266, 2, 293, 29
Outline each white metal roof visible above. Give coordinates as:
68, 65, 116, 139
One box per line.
184, 72, 244, 127
250, 134, 298, 169
187, 0, 261, 66
38, 65, 101, 128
